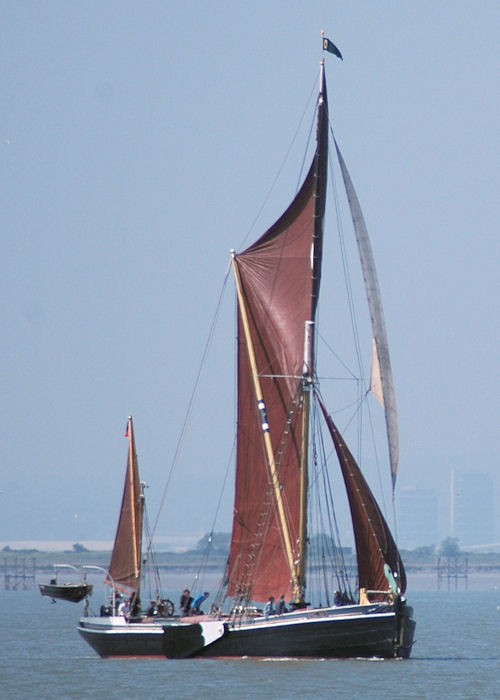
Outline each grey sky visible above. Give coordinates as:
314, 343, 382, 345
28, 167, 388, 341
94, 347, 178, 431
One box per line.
2, 1, 499, 549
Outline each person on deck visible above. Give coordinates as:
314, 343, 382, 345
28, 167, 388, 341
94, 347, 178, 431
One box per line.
118, 597, 130, 617
333, 590, 343, 606
264, 596, 275, 618
130, 595, 141, 617
190, 591, 209, 615
180, 589, 193, 615
146, 600, 157, 616
276, 594, 288, 615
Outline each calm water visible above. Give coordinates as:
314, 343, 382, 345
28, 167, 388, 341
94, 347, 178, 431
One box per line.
1, 588, 499, 699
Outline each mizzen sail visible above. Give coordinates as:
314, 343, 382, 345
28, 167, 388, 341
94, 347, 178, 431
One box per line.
335, 141, 400, 489
107, 416, 143, 592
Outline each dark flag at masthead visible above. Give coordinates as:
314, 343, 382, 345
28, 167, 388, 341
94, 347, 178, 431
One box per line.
323, 37, 343, 60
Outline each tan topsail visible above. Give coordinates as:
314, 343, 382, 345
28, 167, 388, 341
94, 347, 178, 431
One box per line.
370, 336, 384, 408
334, 141, 400, 489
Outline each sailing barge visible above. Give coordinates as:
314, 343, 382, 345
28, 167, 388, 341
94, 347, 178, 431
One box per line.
78, 47, 416, 659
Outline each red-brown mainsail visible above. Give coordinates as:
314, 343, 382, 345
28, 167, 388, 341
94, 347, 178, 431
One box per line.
227, 67, 328, 604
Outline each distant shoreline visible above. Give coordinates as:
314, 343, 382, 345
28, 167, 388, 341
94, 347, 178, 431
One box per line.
0, 537, 199, 553
407, 571, 499, 593
2, 548, 499, 594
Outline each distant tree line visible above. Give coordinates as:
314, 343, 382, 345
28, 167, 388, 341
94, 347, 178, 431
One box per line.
195, 532, 352, 558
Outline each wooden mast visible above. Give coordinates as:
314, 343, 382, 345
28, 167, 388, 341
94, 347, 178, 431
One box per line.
127, 416, 143, 606
297, 321, 314, 604
127, 417, 140, 581
296, 61, 328, 604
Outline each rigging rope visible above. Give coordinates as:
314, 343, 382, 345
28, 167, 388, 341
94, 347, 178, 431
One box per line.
191, 437, 235, 602
328, 128, 366, 459
325, 122, 391, 527
238, 73, 318, 251
147, 265, 231, 552
310, 393, 354, 599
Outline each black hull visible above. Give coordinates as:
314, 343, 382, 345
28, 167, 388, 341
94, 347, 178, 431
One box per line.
40, 583, 93, 603
78, 603, 415, 659
201, 615, 396, 659
78, 619, 166, 657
